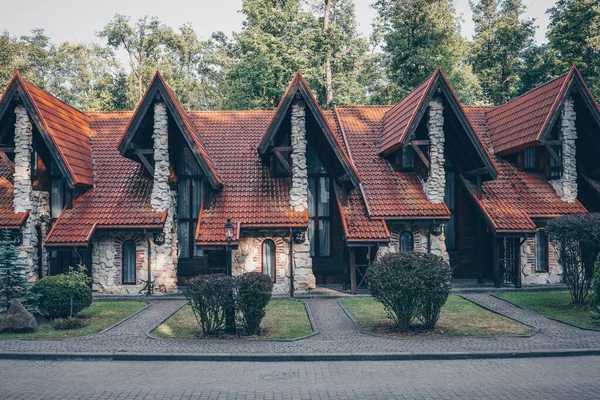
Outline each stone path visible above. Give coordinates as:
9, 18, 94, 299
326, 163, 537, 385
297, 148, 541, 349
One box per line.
1, 294, 599, 356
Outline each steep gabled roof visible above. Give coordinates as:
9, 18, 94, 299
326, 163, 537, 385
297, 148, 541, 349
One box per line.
379, 67, 497, 179
487, 66, 600, 155
258, 70, 361, 188
0, 178, 29, 229
118, 71, 222, 189
0, 72, 93, 187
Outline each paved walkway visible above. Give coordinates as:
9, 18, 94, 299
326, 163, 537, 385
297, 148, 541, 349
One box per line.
1, 294, 599, 356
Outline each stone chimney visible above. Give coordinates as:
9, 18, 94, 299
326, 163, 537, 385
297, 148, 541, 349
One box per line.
289, 98, 308, 212
423, 98, 446, 203
551, 97, 577, 202
151, 102, 170, 212
13, 105, 32, 213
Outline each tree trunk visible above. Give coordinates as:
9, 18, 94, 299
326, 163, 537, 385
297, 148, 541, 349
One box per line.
324, 0, 333, 109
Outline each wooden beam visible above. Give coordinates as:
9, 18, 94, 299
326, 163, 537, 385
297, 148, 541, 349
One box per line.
477, 174, 482, 200
0, 147, 15, 153
349, 248, 357, 295
545, 144, 562, 167
410, 140, 430, 146
135, 151, 154, 176
545, 140, 561, 146
462, 167, 488, 178
271, 146, 291, 152
273, 149, 292, 175
411, 142, 430, 169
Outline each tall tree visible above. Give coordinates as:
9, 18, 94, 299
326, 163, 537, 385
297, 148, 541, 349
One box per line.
323, 0, 334, 109
372, 0, 482, 104
99, 15, 176, 102
470, 0, 535, 104
547, 0, 600, 97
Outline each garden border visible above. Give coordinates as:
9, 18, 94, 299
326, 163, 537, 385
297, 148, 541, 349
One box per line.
491, 294, 600, 332
145, 299, 319, 342
338, 297, 538, 340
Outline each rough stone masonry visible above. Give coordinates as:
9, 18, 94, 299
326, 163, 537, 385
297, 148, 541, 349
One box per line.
424, 98, 446, 203
551, 96, 577, 202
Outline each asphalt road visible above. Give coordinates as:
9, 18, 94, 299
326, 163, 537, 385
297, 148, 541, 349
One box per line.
0, 356, 599, 399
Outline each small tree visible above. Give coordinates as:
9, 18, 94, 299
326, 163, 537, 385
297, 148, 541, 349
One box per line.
183, 274, 235, 335
236, 272, 273, 335
0, 229, 37, 311
547, 213, 600, 304
415, 255, 452, 329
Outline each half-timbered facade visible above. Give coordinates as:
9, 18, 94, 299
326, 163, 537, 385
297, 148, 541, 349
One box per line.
0, 66, 598, 294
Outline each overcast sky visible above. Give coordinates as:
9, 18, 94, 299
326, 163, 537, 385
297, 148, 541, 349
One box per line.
1, 0, 555, 47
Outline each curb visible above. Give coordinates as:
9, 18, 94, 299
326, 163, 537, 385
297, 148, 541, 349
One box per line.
146, 299, 319, 342
491, 294, 600, 332
1, 349, 600, 362
338, 298, 539, 340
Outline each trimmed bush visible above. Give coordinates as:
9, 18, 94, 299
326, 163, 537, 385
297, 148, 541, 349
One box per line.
32, 268, 92, 319
547, 213, 600, 304
366, 252, 451, 331
236, 272, 273, 335
593, 253, 600, 311
183, 274, 235, 335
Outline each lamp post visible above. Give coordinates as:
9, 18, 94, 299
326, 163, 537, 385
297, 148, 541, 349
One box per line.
224, 217, 236, 334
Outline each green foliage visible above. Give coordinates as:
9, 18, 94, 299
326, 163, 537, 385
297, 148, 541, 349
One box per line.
372, 0, 482, 104
470, 0, 536, 104
366, 252, 452, 331
32, 266, 92, 319
593, 253, 600, 310
52, 317, 87, 330
236, 272, 274, 335
547, 0, 600, 98
183, 274, 236, 335
0, 229, 37, 311
547, 213, 600, 304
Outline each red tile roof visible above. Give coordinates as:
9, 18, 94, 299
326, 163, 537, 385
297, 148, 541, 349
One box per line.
45, 112, 166, 246
18, 75, 94, 187
0, 178, 28, 229
335, 105, 451, 219
190, 110, 307, 245
486, 72, 570, 155
380, 72, 436, 155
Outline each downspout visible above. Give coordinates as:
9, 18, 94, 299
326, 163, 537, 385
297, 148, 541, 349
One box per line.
145, 228, 152, 296
427, 220, 433, 253
289, 228, 294, 298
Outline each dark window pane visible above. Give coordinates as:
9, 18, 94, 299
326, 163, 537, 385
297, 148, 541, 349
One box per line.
307, 144, 327, 174
319, 220, 330, 256
524, 147, 536, 169
178, 180, 191, 218
308, 220, 315, 257
444, 171, 455, 210
536, 230, 548, 272
123, 240, 136, 284
318, 177, 330, 217
51, 178, 65, 218
445, 214, 456, 249
308, 178, 317, 217
178, 222, 190, 259
402, 146, 414, 168
400, 231, 414, 252
191, 179, 202, 218
177, 147, 202, 176
262, 240, 275, 280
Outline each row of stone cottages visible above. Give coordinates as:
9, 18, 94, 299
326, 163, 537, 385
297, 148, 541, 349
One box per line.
0, 65, 598, 295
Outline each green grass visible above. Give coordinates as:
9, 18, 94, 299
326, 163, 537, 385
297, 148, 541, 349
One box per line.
154, 299, 313, 340
342, 295, 532, 338
497, 291, 600, 330
0, 301, 146, 339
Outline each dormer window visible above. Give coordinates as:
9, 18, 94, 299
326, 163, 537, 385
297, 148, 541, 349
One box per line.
524, 147, 536, 170
177, 148, 204, 259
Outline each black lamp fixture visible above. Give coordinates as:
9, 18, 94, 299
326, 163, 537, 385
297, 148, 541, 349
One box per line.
224, 217, 234, 245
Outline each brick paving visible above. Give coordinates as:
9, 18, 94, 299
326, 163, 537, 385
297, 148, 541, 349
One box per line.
1, 356, 599, 399
0, 294, 599, 356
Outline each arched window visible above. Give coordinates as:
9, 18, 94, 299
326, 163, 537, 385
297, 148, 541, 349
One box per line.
122, 240, 136, 284
262, 239, 276, 281
400, 232, 414, 253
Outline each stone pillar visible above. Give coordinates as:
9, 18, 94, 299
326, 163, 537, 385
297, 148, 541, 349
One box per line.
551, 97, 577, 202
150, 102, 177, 291
13, 106, 32, 213
424, 98, 445, 204
289, 99, 315, 292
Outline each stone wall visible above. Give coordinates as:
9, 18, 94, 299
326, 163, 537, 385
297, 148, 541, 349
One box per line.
232, 230, 291, 295
551, 97, 577, 202
13, 106, 51, 281
149, 101, 178, 291
521, 236, 561, 285
377, 223, 449, 262
424, 98, 446, 204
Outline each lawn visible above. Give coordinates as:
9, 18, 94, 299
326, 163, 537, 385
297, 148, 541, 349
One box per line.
496, 291, 600, 330
153, 299, 313, 340
0, 301, 146, 339
341, 295, 532, 338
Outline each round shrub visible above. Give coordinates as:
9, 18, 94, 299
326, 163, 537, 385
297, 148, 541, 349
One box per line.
32, 275, 92, 319
366, 252, 451, 331
236, 272, 273, 335
183, 274, 235, 335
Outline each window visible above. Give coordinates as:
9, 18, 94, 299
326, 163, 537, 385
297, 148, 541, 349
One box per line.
307, 145, 331, 257
122, 240, 136, 284
444, 169, 456, 249
549, 145, 561, 179
401, 146, 414, 169
535, 230, 548, 272
400, 232, 414, 252
177, 148, 205, 259
31, 150, 37, 179
50, 160, 66, 218
262, 239, 276, 281
524, 147, 536, 170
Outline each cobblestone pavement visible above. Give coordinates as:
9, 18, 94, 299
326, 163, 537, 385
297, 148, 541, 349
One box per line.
1, 356, 599, 399
1, 294, 599, 355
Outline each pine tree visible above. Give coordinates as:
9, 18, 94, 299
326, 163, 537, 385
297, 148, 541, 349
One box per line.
0, 229, 37, 310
